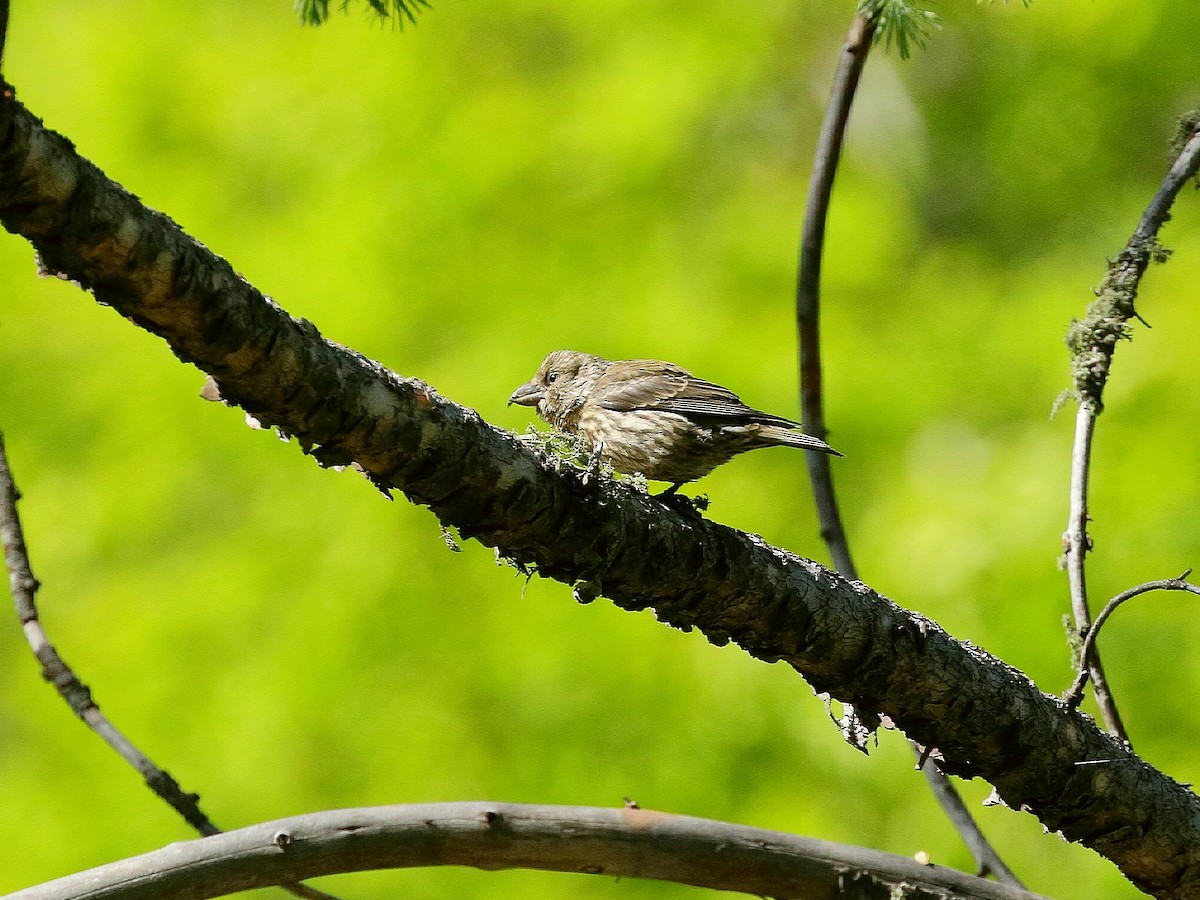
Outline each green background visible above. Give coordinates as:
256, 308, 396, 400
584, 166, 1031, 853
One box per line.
2, 1, 1198, 897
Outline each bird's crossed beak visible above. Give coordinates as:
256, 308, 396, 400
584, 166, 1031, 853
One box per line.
508, 380, 544, 407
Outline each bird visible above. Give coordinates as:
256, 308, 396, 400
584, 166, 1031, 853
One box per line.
508, 350, 842, 492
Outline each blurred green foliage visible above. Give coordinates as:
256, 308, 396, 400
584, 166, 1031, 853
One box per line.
296, 0, 429, 28
1, 1, 1198, 897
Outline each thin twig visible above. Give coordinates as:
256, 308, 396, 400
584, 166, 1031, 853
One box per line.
0, 431, 222, 833
793, 12, 1022, 888
1064, 408, 1128, 741
1062, 113, 1200, 744
1063, 574, 1200, 709
914, 747, 1024, 885
0, 0, 9, 73
0, 432, 342, 900
795, 13, 872, 579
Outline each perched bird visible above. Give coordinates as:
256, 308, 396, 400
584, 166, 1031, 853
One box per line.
509, 350, 842, 492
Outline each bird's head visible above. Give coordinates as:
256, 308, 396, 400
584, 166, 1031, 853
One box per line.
509, 350, 605, 426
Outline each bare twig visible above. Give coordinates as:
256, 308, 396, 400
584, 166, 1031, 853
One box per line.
0, 431, 222, 833
794, 12, 1022, 887
795, 13, 873, 580
914, 748, 1024, 885
1063, 573, 1200, 708
7, 802, 1049, 900
1062, 113, 1200, 744
0, 432, 341, 900
0, 0, 9, 73
1063, 409, 1129, 741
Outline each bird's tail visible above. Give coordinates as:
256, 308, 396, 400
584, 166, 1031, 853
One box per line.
761, 426, 844, 457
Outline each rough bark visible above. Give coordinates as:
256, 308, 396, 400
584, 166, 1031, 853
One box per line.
1, 89, 1198, 897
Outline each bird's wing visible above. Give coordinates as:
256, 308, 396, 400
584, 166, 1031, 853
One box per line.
660, 378, 800, 427
592, 361, 693, 411
597, 364, 799, 428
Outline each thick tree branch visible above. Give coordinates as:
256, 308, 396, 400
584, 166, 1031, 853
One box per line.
3, 93, 1200, 896
6, 802, 1047, 900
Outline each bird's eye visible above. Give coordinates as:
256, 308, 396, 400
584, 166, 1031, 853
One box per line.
546, 372, 558, 384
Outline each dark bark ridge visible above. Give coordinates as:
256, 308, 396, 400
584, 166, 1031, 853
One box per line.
2, 92, 1197, 897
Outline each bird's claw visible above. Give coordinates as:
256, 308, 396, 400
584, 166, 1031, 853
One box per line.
657, 488, 708, 518
581, 442, 605, 485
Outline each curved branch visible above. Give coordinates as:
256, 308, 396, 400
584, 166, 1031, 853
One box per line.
796, 14, 1020, 886
0, 431, 221, 836
7, 802, 1047, 900
3, 91, 1200, 895
795, 14, 871, 580
0, 1, 9, 76
1062, 113, 1200, 744
0, 435, 343, 900
1064, 407, 1129, 742
1063, 575, 1200, 709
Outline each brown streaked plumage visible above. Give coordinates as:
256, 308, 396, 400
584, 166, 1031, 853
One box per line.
509, 350, 841, 491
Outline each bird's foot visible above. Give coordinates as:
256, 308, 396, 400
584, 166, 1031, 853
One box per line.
656, 486, 709, 517
581, 442, 605, 485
